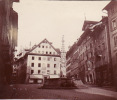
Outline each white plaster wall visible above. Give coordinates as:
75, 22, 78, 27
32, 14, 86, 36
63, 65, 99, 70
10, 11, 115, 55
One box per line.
27, 55, 60, 74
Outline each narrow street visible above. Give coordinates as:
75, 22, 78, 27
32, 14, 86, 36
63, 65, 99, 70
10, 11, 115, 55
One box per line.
0, 84, 117, 100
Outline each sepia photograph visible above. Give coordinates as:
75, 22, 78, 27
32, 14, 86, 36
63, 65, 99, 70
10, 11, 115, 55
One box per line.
0, 0, 117, 100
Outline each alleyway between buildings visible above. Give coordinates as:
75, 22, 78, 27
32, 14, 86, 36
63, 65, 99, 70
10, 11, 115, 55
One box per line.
0, 84, 117, 100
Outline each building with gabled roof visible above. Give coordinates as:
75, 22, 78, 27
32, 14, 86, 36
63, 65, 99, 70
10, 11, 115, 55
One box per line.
26, 39, 61, 83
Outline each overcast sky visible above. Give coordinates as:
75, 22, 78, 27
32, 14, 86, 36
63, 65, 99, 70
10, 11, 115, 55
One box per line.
13, 0, 110, 52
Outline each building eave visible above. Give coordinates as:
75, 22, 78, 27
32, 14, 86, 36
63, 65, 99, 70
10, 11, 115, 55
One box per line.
28, 53, 61, 57
103, 1, 115, 11
82, 20, 98, 31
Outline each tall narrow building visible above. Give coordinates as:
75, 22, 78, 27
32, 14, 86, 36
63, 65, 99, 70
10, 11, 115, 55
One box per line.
0, 0, 19, 84
103, 1, 117, 89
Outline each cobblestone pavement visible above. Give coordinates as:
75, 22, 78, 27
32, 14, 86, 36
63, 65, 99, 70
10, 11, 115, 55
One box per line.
0, 84, 117, 100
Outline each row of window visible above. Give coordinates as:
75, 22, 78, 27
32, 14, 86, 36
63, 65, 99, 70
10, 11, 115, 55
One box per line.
32, 57, 57, 61
39, 45, 51, 49
33, 49, 57, 55
77, 43, 106, 62
78, 61, 94, 72
31, 70, 57, 74
37, 51, 56, 55
31, 63, 57, 68
76, 43, 93, 55
78, 51, 93, 62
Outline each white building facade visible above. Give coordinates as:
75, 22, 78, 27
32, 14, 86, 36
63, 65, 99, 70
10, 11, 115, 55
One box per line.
26, 39, 61, 83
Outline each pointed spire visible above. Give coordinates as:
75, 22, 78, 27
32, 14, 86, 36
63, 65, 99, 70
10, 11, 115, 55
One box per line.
61, 35, 65, 52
